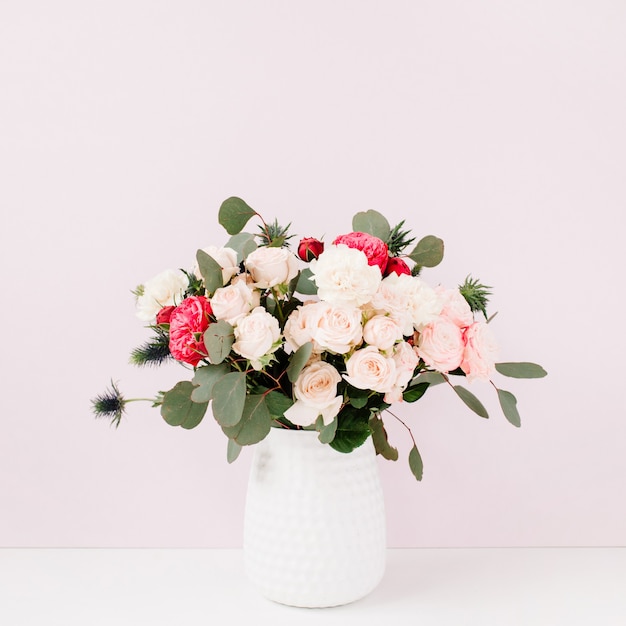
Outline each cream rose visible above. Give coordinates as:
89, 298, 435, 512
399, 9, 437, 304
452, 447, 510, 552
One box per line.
245, 246, 299, 289
460, 321, 498, 382
383, 341, 420, 403
362, 314, 404, 352
283, 301, 331, 352
416, 317, 465, 373
232, 307, 281, 369
284, 361, 343, 427
211, 274, 260, 325
344, 346, 397, 394
310, 244, 381, 307
369, 273, 413, 335
194, 245, 239, 286
436, 286, 474, 328
135, 268, 188, 323
313, 304, 363, 354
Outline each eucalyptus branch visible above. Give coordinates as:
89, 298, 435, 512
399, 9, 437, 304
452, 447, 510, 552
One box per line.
384, 408, 417, 447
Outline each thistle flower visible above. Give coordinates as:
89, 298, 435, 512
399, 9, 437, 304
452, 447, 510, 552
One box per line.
258, 219, 295, 248
386, 220, 416, 256
91, 381, 127, 428
459, 275, 492, 319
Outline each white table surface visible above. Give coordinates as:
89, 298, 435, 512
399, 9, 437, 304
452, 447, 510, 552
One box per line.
1, 548, 624, 625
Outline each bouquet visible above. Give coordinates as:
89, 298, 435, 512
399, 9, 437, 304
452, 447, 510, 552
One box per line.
92, 197, 546, 480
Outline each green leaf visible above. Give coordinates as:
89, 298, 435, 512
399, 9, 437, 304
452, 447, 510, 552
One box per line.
318, 418, 338, 444
286, 342, 313, 383
349, 395, 368, 409
403, 382, 429, 403
408, 444, 424, 481
160, 381, 208, 429
412, 371, 445, 386
265, 390, 294, 419
329, 407, 371, 453
226, 438, 242, 463
495, 362, 547, 379
196, 249, 224, 295
453, 385, 489, 418
226, 232, 257, 263
218, 197, 257, 235
190, 363, 229, 403
407, 235, 444, 268
497, 388, 521, 427
295, 267, 317, 295
211, 372, 246, 427
222, 394, 273, 446
204, 320, 234, 364
352, 210, 391, 241
369, 415, 399, 461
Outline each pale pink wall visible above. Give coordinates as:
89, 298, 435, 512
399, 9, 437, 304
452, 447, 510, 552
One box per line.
1, 0, 624, 547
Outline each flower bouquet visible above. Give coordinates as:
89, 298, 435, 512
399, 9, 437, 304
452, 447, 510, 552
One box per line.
92, 197, 546, 480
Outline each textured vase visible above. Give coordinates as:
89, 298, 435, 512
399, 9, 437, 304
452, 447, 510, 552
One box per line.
243, 427, 386, 608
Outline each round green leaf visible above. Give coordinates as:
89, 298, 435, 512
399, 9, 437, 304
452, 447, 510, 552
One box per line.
226, 232, 257, 263
204, 320, 234, 365
161, 381, 208, 429
211, 372, 246, 427
222, 395, 273, 446
295, 268, 317, 295
191, 364, 229, 403
218, 197, 257, 235
352, 210, 391, 240
408, 235, 444, 268
196, 249, 224, 295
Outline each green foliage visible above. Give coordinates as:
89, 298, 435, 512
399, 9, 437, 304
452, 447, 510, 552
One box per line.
403, 382, 429, 403
408, 235, 444, 269
161, 381, 208, 429
295, 267, 317, 295
129, 330, 171, 367
352, 210, 391, 240
495, 362, 547, 379
222, 395, 273, 446
265, 390, 294, 420
286, 343, 313, 383
204, 320, 235, 364
453, 385, 489, 419
317, 417, 338, 444
227, 439, 242, 463
91, 380, 126, 428
226, 232, 257, 262
190, 363, 229, 403
497, 388, 521, 427
211, 372, 247, 427
329, 406, 371, 453
257, 219, 294, 248
459, 275, 491, 318
218, 197, 257, 235
386, 220, 416, 256
196, 249, 224, 296
369, 415, 399, 461
408, 445, 424, 481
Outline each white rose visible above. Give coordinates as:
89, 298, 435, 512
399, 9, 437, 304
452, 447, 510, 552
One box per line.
245, 246, 299, 289
397, 274, 443, 331
284, 361, 343, 427
313, 304, 363, 355
369, 274, 413, 335
211, 274, 261, 326
232, 307, 282, 370
310, 244, 381, 307
362, 314, 404, 352
135, 269, 187, 323
194, 246, 239, 286
436, 286, 474, 328
283, 301, 330, 352
383, 341, 420, 403
344, 346, 397, 394
460, 321, 498, 382
416, 317, 465, 373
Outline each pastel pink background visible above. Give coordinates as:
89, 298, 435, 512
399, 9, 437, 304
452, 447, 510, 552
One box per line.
1, 0, 624, 548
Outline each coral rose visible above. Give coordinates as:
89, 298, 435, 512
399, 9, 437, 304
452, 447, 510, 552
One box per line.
168, 296, 213, 366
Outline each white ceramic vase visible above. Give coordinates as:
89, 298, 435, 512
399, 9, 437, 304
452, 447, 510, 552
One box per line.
243, 427, 386, 608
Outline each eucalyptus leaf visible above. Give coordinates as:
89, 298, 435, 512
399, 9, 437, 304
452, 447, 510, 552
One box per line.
318, 418, 338, 444
495, 362, 547, 379
211, 371, 246, 427
222, 394, 272, 446
497, 388, 521, 427
265, 390, 294, 419
453, 385, 489, 418
196, 249, 224, 295
227, 438, 242, 463
218, 197, 257, 235
295, 267, 317, 295
352, 210, 391, 240
190, 363, 229, 403
369, 415, 399, 461
204, 320, 234, 364
286, 342, 313, 383
226, 232, 257, 263
160, 381, 208, 429
408, 444, 424, 481
408, 235, 444, 268
412, 371, 445, 386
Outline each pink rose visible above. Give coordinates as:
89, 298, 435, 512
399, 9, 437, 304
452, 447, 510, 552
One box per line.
333, 232, 388, 273
168, 296, 213, 366
384, 257, 411, 277
297, 237, 324, 262
460, 321, 498, 382
416, 317, 465, 373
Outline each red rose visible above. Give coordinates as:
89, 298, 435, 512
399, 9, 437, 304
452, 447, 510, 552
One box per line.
297, 237, 324, 262
332, 232, 388, 273
168, 296, 213, 366
384, 257, 411, 277
156, 305, 176, 325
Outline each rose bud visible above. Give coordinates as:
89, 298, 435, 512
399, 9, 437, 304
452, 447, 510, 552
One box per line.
298, 237, 325, 262
384, 257, 411, 277
156, 305, 176, 325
